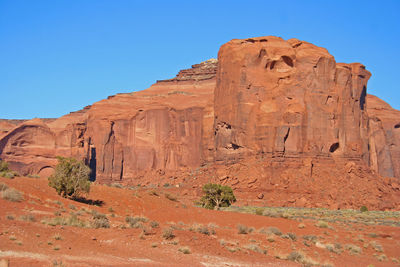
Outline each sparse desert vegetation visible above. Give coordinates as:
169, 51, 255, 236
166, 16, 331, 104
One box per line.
1, 187, 24, 202
0, 160, 19, 178
0, 175, 399, 266
48, 156, 91, 199
221, 205, 400, 227
199, 183, 236, 210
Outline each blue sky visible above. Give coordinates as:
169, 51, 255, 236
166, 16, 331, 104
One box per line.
1, 0, 399, 119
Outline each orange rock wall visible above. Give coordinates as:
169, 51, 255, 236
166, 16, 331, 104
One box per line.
214, 37, 371, 164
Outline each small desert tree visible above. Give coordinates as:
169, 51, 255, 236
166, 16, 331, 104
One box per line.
200, 183, 236, 210
48, 156, 91, 199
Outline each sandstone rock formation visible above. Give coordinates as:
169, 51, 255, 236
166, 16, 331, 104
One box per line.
214, 36, 370, 162
0, 37, 399, 209
367, 95, 400, 178
0, 60, 217, 181
0, 119, 26, 136
0, 111, 88, 177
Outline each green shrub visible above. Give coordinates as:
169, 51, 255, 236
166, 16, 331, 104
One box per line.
360, 206, 368, 212
48, 156, 91, 198
199, 183, 236, 209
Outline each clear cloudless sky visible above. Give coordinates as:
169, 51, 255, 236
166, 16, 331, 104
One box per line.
1, 0, 399, 119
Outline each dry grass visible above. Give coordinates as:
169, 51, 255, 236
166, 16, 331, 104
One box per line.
315, 221, 329, 228
19, 214, 36, 222
222, 206, 400, 227
162, 227, 175, 240
53, 233, 62, 240
41, 215, 88, 228
150, 221, 159, 228
1, 187, 24, 202
345, 244, 362, 255
243, 244, 267, 254
267, 227, 282, 236
237, 224, 253, 234
370, 241, 384, 252
91, 212, 110, 228
178, 246, 191, 254
0, 182, 9, 191
285, 250, 319, 265
189, 223, 215, 235
125, 215, 148, 228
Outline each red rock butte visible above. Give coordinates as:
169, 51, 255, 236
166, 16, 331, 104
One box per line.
1, 36, 399, 209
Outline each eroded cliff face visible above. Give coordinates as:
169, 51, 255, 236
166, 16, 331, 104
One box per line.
214, 37, 371, 163
0, 38, 399, 209
367, 95, 400, 178
82, 59, 216, 182
0, 110, 89, 177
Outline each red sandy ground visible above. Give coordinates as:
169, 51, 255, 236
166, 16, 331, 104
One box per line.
0, 176, 399, 267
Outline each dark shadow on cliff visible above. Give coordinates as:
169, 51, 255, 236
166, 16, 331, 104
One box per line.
89, 147, 97, 182
73, 196, 104, 206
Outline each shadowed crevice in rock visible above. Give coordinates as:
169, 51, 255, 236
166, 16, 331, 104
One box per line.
329, 142, 340, 153
282, 56, 294, 68
360, 86, 367, 110
89, 147, 97, 182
